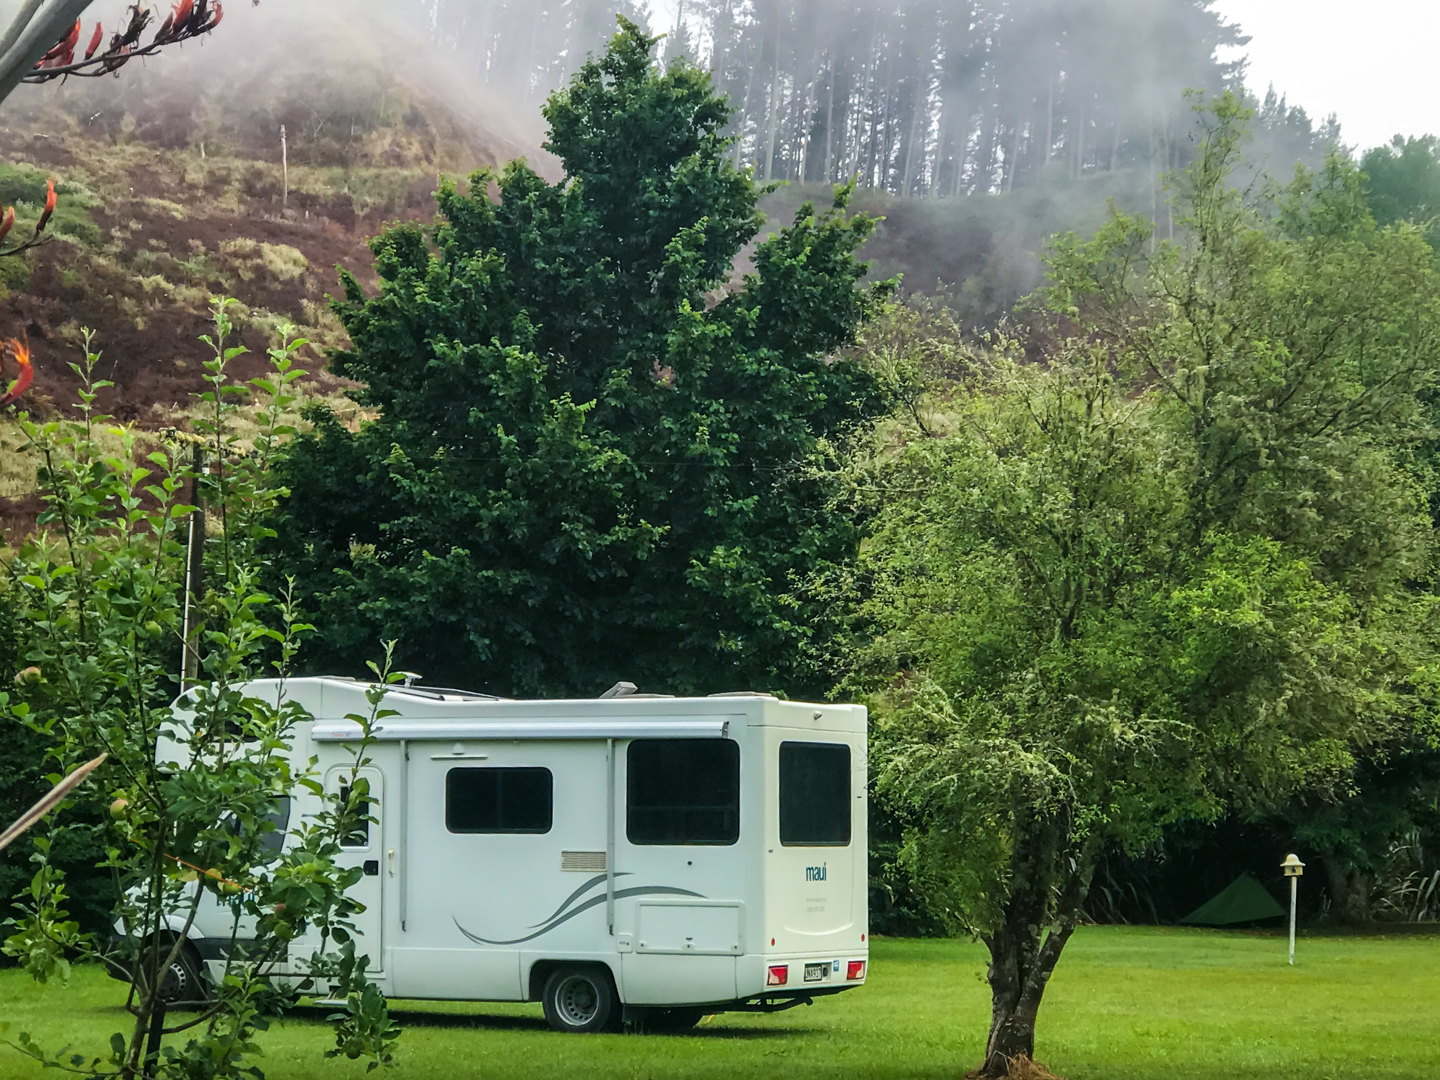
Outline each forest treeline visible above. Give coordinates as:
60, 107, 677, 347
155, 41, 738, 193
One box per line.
418, 0, 1343, 196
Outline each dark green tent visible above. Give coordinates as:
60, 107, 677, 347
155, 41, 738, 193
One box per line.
1180, 874, 1285, 925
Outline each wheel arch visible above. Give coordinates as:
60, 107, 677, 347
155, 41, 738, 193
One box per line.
526, 957, 622, 1003
111, 914, 209, 946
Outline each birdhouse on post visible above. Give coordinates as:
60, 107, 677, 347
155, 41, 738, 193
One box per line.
1282, 853, 1305, 965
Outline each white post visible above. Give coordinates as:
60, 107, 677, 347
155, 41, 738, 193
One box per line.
1282, 853, 1305, 965
1288, 875, 1297, 965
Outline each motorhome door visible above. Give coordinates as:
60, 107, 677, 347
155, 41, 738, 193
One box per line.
325, 766, 385, 974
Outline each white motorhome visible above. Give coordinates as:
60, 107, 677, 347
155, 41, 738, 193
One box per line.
144, 677, 869, 1032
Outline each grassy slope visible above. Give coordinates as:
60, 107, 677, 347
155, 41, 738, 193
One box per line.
3, 929, 1439, 1079
0, 2, 546, 408
0, 10, 546, 541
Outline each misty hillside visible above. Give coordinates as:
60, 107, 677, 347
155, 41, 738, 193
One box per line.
0, 3, 546, 425
0, 1, 1358, 439
0, 2, 556, 539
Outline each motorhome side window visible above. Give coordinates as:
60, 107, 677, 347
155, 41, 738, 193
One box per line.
627, 739, 740, 846
259, 796, 291, 860
446, 768, 554, 834
222, 796, 290, 862
779, 741, 852, 847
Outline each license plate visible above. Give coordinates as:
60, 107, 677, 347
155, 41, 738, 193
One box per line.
804, 962, 827, 983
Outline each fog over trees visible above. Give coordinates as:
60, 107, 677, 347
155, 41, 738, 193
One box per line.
415, 1, 1344, 197
695, 0, 1244, 195
419, 0, 651, 106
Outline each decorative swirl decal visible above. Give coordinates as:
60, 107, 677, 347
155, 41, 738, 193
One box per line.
454, 875, 706, 945
532, 872, 611, 927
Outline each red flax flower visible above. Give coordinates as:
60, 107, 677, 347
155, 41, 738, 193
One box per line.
84, 23, 104, 62
37, 19, 81, 68
29, 1, 226, 80
37, 177, 57, 234
0, 177, 59, 255
0, 338, 33, 407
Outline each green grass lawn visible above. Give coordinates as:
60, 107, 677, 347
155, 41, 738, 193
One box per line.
3, 928, 1439, 1079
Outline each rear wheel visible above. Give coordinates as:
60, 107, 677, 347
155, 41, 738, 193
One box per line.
541, 965, 620, 1034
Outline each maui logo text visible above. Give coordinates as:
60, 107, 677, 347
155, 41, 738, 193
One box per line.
805, 864, 827, 882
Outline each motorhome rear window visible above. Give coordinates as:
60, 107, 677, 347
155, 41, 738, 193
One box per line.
627, 739, 739, 846
338, 784, 369, 848
446, 768, 553, 834
779, 742, 852, 847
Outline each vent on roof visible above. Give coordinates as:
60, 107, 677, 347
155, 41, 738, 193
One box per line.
392, 685, 505, 701
600, 681, 638, 698
417, 685, 504, 700
561, 851, 608, 873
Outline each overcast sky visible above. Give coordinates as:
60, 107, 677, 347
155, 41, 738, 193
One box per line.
646, 0, 1437, 154
1212, 0, 1440, 152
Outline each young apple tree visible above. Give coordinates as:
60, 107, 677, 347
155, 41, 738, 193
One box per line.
0, 300, 400, 1080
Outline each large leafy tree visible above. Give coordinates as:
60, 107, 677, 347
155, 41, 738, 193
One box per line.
1362, 134, 1440, 240
268, 18, 886, 696
858, 94, 1440, 1078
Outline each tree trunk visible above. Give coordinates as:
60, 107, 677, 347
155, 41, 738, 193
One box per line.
1044, 72, 1053, 164
1323, 855, 1371, 925
762, 26, 781, 182
900, 75, 922, 197
733, 39, 759, 169
971, 819, 1097, 1079
1004, 119, 1021, 192
976, 916, 1074, 1078
823, 59, 835, 183
981, 959, 1042, 1069
860, 15, 879, 185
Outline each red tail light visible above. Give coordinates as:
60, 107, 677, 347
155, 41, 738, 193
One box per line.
846, 960, 866, 981
767, 964, 789, 986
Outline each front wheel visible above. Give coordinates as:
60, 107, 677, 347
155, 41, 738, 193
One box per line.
541, 965, 620, 1033
152, 941, 208, 1008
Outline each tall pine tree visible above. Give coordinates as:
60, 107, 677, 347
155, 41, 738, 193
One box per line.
268, 19, 888, 696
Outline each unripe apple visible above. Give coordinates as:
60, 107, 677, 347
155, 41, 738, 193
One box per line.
109, 797, 129, 819
14, 666, 41, 687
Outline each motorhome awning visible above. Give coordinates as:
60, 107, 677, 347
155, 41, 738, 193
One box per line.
311, 719, 732, 742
